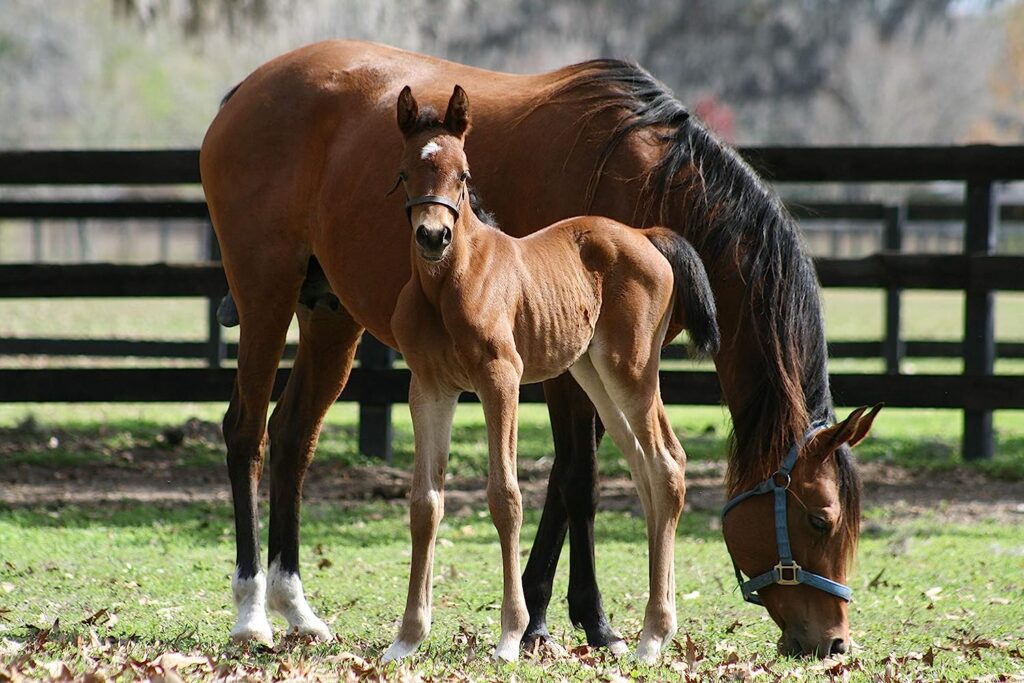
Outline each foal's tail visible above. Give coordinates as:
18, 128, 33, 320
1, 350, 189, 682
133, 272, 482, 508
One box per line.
643, 228, 720, 358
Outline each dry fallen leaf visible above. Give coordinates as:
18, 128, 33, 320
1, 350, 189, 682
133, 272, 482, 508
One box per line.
152, 652, 209, 671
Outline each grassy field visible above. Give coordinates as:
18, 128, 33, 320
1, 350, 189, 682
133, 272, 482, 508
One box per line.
1, 501, 1023, 681
1, 291, 1023, 679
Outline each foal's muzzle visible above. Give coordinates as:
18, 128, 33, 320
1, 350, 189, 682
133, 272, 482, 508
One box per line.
414, 225, 452, 258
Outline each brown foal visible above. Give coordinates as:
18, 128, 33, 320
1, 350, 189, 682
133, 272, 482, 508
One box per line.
383, 85, 719, 663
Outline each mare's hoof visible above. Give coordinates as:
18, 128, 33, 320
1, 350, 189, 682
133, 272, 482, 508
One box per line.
521, 633, 567, 658
286, 619, 332, 642
606, 639, 628, 656
230, 620, 273, 647
382, 639, 417, 663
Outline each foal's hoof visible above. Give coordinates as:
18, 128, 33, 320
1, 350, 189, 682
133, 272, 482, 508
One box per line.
492, 641, 520, 662
635, 634, 670, 664
382, 639, 418, 663
606, 639, 628, 657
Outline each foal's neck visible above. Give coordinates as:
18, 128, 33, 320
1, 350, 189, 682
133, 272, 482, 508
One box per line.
411, 213, 491, 304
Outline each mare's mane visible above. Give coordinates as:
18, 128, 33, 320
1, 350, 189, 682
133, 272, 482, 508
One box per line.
544, 59, 860, 561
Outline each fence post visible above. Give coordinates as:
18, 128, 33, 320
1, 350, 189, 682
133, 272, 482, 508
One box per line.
358, 333, 395, 462
962, 180, 998, 461
205, 226, 225, 368
882, 205, 905, 375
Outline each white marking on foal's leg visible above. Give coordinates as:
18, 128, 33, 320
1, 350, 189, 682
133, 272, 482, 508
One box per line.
493, 635, 521, 662
636, 619, 677, 664
266, 559, 332, 641
420, 140, 441, 159
230, 569, 273, 645
382, 638, 421, 663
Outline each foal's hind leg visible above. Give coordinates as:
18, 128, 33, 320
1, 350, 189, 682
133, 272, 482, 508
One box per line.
569, 350, 686, 664
223, 275, 302, 645
265, 299, 363, 640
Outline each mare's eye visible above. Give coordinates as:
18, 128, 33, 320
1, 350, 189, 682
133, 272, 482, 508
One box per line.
809, 515, 832, 535
460, 170, 470, 182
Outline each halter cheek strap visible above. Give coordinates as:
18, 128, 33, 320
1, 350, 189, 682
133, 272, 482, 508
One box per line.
721, 419, 853, 606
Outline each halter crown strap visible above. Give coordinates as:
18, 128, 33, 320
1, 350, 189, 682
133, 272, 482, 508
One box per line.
722, 419, 853, 606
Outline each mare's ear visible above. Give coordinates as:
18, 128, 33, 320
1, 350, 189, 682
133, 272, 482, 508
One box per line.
444, 85, 471, 137
845, 403, 883, 448
808, 404, 884, 458
397, 85, 419, 137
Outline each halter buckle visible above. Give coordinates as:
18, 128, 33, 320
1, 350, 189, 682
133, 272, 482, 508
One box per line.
775, 562, 801, 585
771, 471, 791, 489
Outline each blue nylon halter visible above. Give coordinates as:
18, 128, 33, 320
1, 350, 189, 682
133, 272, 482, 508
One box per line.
721, 420, 853, 606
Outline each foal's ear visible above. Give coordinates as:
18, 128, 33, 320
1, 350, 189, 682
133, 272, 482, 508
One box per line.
809, 404, 884, 457
397, 85, 419, 137
444, 84, 471, 137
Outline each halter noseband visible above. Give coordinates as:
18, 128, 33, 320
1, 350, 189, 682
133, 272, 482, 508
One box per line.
721, 420, 853, 606
403, 182, 466, 223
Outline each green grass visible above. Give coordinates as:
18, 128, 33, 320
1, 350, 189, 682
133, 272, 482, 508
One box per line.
0, 501, 1021, 680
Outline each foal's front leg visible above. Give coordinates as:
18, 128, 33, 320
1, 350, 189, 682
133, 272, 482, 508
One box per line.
383, 376, 459, 662
477, 359, 530, 662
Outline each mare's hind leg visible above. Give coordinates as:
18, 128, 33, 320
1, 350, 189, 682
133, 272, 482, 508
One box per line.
265, 297, 363, 639
521, 373, 625, 654
569, 350, 686, 664
223, 272, 302, 645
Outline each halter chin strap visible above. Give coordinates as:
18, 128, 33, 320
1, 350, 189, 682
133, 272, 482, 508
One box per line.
404, 183, 466, 223
721, 419, 853, 606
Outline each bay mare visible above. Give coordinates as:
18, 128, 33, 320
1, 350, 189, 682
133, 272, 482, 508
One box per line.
385, 85, 719, 662
200, 40, 877, 657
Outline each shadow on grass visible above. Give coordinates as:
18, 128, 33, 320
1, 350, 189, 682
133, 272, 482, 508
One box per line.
0, 500, 722, 545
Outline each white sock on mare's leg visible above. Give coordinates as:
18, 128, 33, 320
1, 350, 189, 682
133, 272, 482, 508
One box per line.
230, 569, 273, 645
266, 559, 332, 640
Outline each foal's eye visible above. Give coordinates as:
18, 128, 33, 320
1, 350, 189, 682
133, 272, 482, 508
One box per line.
460, 170, 470, 182
809, 515, 832, 535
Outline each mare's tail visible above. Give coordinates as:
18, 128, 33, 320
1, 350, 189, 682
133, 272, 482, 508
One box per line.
643, 228, 720, 358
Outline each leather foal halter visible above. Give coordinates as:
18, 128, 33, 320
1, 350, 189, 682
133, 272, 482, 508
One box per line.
404, 186, 464, 223
389, 172, 467, 224
721, 420, 853, 606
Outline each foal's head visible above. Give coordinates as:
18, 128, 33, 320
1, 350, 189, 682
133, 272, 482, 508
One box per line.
395, 85, 472, 264
723, 405, 881, 658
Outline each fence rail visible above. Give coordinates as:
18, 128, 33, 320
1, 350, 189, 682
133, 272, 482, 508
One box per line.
2, 145, 1023, 461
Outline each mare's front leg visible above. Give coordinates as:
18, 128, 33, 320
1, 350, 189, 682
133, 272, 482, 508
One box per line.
265, 302, 363, 640
477, 358, 530, 662
521, 373, 624, 653
383, 375, 459, 662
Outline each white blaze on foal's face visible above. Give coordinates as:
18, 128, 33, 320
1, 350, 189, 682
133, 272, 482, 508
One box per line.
420, 140, 441, 160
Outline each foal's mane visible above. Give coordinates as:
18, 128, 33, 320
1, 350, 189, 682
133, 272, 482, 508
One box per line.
542, 59, 860, 560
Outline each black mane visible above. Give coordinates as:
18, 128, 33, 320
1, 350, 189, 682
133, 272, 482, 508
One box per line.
551, 59, 855, 519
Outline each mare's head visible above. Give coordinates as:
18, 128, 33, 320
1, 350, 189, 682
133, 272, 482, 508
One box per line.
395, 84, 472, 264
722, 405, 881, 658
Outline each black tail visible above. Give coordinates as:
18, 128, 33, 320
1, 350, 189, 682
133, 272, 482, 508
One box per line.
644, 228, 720, 357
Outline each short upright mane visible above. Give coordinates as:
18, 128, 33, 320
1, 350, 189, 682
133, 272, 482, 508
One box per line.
542, 59, 859, 557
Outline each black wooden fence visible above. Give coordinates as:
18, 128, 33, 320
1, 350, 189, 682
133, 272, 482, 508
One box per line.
1, 146, 1023, 462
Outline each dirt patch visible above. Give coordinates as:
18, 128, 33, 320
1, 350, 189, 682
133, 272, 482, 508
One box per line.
1, 425, 1022, 523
